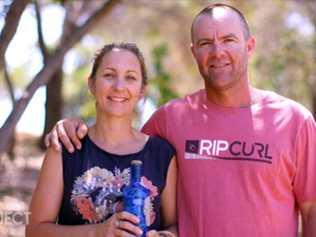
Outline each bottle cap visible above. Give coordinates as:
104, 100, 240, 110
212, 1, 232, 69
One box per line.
131, 160, 142, 165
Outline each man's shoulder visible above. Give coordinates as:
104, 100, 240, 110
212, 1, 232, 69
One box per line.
142, 91, 203, 137
258, 89, 312, 119
160, 89, 204, 111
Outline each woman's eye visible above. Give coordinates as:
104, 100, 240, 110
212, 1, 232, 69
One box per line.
103, 74, 115, 80
126, 76, 136, 81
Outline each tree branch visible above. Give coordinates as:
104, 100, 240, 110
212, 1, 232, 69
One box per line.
3, 61, 15, 106
0, 0, 29, 70
0, 0, 121, 157
34, 0, 48, 61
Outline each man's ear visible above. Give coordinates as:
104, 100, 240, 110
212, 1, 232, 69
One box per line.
88, 77, 95, 95
190, 42, 197, 59
247, 36, 256, 57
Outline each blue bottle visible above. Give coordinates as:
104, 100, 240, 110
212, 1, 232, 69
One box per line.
123, 160, 150, 237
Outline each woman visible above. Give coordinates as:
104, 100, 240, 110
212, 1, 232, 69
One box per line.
26, 43, 177, 237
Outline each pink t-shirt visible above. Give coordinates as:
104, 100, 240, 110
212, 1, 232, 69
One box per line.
142, 89, 316, 237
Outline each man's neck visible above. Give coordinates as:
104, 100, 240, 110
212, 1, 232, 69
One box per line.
205, 84, 254, 108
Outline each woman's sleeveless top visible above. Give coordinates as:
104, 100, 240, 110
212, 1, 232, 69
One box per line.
58, 135, 175, 231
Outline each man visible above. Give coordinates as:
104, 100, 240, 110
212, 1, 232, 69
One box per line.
46, 3, 316, 237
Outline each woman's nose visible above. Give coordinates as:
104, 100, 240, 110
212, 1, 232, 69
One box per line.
112, 78, 125, 90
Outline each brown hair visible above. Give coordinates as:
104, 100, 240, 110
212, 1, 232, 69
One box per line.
191, 3, 250, 42
88, 42, 148, 87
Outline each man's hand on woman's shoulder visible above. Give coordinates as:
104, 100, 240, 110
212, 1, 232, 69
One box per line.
44, 117, 88, 153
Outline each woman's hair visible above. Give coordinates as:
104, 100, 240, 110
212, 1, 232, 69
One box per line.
88, 42, 148, 87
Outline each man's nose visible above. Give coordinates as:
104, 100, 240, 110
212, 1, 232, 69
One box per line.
209, 42, 224, 57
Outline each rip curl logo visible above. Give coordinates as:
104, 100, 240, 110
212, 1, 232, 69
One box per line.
185, 140, 272, 164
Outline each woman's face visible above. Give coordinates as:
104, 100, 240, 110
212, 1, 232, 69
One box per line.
89, 48, 144, 118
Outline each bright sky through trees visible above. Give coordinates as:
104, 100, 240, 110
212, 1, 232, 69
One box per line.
0, 4, 64, 135
0, 4, 156, 135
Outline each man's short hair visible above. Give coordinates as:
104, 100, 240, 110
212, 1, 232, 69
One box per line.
191, 3, 250, 42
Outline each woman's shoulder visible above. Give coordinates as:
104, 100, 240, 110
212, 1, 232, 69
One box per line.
148, 135, 172, 145
146, 135, 175, 155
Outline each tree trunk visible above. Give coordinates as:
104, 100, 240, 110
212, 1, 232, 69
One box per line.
37, 0, 76, 149
0, 0, 29, 159
7, 131, 15, 160
312, 93, 316, 120
39, 68, 63, 149
0, 0, 28, 160
4, 62, 16, 159
0, 0, 29, 69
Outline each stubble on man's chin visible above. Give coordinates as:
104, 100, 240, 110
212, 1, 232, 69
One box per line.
203, 74, 239, 93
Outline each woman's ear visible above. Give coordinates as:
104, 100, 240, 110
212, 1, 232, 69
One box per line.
88, 77, 95, 96
139, 86, 146, 100
137, 86, 147, 108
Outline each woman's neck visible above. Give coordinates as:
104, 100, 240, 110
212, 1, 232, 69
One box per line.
88, 113, 148, 154
92, 112, 135, 143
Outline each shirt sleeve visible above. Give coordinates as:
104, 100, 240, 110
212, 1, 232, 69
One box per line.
293, 114, 316, 203
141, 106, 168, 138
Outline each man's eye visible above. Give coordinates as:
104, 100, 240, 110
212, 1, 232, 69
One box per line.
224, 38, 234, 43
199, 42, 209, 47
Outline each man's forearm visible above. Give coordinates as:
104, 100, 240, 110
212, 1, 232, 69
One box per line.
159, 224, 178, 237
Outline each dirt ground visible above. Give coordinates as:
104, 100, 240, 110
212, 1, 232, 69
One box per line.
0, 134, 43, 237
0, 133, 303, 237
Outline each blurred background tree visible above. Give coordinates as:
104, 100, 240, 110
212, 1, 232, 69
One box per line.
0, 0, 315, 159
150, 43, 178, 106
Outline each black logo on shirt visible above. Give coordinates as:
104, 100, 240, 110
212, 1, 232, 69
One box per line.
185, 139, 272, 164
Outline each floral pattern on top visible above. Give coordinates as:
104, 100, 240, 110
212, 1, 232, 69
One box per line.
71, 166, 159, 225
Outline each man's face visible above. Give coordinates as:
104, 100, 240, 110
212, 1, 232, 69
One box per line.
191, 8, 255, 92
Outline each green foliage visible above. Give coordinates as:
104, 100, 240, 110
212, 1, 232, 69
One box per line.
150, 43, 178, 106
249, 3, 315, 110
8, 66, 29, 89
79, 94, 95, 122
63, 49, 93, 121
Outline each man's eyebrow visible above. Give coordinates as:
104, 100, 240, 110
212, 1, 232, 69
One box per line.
196, 33, 238, 44
221, 33, 238, 39
196, 38, 214, 44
